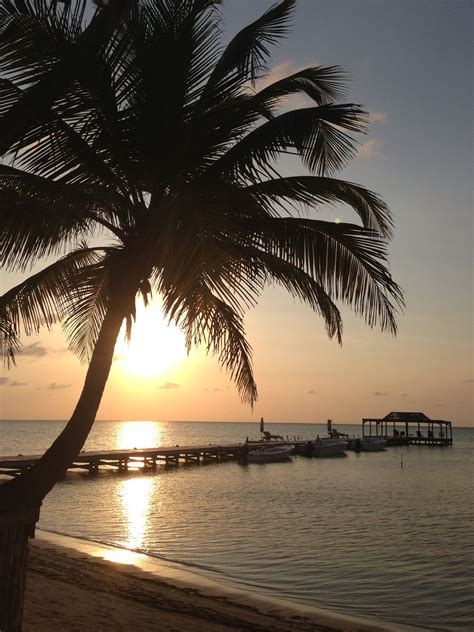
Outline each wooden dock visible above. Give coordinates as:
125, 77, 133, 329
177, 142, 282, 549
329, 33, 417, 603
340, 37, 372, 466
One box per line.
0, 441, 307, 478
384, 435, 452, 447
0, 419, 453, 478
0, 444, 245, 477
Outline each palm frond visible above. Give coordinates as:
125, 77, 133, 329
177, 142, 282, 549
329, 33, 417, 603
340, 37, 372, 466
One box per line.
210, 239, 344, 343
0, 317, 20, 369
62, 255, 113, 361
149, 211, 260, 404
210, 103, 367, 181
245, 175, 393, 237
62, 241, 152, 360
0, 78, 21, 118
163, 277, 258, 406
0, 165, 130, 270
201, 0, 295, 105
2, 69, 139, 194
0, 0, 136, 155
0, 246, 106, 365
121, 0, 223, 183
255, 217, 404, 333
252, 66, 348, 112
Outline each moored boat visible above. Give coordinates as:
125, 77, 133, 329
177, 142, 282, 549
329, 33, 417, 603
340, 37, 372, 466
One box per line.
301, 437, 347, 457
348, 437, 387, 452
248, 444, 295, 463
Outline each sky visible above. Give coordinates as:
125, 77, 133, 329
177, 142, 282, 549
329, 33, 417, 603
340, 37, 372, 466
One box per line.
0, 0, 472, 426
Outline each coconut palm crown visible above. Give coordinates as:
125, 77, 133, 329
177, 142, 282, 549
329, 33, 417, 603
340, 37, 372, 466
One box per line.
0, 0, 403, 504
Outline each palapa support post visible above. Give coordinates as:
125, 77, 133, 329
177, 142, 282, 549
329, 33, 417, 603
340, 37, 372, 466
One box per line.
0, 504, 41, 632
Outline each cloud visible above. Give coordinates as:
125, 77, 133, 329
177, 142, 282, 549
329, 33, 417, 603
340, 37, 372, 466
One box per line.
16, 342, 67, 359
0, 377, 9, 385
158, 382, 180, 390
256, 61, 297, 90
9, 380, 28, 387
373, 391, 389, 397
18, 343, 48, 358
459, 378, 474, 384
202, 387, 223, 392
54, 347, 70, 355
358, 138, 384, 159
369, 111, 387, 124
401, 393, 408, 398
307, 389, 318, 395
47, 382, 71, 390
255, 61, 313, 110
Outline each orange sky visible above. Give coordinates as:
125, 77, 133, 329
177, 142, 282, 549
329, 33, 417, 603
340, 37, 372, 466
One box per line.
1, 288, 472, 425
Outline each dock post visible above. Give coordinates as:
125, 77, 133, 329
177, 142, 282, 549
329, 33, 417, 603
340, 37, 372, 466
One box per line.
239, 443, 249, 464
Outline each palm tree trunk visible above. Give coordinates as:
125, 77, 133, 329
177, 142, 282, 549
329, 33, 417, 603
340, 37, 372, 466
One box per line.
1, 302, 126, 505
0, 293, 129, 631
0, 506, 40, 632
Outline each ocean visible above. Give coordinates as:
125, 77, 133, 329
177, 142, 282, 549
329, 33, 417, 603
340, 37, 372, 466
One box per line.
1, 420, 472, 630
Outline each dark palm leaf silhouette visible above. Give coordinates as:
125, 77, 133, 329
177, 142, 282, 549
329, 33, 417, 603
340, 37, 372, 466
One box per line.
0, 0, 403, 505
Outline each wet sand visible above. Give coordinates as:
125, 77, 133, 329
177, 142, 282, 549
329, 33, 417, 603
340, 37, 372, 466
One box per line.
24, 532, 414, 632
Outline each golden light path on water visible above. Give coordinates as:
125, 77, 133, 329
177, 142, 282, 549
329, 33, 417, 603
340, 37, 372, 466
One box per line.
121, 477, 154, 546
116, 420, 162, 450
102, 421, 162, 564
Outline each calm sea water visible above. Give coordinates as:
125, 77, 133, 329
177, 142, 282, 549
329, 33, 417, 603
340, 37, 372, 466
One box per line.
1, 420, 472, 630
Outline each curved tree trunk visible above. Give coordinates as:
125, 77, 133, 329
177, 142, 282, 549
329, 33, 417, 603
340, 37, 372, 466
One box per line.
0, 506, 40, 632
0, 290, 130, 631
0, 302, 126, 507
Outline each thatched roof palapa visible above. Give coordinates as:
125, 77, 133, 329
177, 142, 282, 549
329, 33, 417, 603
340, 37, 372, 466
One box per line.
382, 412, 431, 422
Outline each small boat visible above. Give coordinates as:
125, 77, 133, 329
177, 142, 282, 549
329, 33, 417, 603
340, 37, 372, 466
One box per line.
248, 444, 295, 463
303, 437, 348, 457
349, 437, 387, 452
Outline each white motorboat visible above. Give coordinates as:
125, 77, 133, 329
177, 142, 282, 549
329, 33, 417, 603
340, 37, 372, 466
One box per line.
349, 437, 387, 452
247, 444, 295, 463
306, 437, 348, 457
361, 437, 387, 451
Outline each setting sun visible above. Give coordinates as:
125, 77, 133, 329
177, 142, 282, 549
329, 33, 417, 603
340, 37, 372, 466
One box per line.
114, 302, 186, 378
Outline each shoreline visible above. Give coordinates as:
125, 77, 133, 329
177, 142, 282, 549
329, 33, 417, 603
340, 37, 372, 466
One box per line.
25, 529, 421, 632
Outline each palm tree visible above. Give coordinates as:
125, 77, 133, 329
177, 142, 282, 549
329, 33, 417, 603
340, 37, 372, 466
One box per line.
0, 0, 403, 627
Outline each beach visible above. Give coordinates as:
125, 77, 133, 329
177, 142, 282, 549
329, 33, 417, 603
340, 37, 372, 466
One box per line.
24, 532, 408, 632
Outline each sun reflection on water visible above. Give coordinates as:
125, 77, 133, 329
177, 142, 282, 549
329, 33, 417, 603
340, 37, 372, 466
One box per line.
118, 476, 156, 550
112, 422, 161, 552
116, 420, 162, 450
102, 548, 143, 565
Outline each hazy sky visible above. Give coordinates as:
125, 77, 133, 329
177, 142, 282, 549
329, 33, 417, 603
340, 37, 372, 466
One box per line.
1, 0, 472, 426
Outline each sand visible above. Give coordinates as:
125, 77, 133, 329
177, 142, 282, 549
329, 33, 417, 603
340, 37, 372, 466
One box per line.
23, 532, 413, 632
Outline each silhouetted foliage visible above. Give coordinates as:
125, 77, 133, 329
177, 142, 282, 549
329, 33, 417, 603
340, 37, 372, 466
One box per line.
0, 0, 403, 503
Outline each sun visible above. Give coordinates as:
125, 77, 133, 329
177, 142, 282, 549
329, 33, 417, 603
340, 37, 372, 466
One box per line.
114, 301, 186, 377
